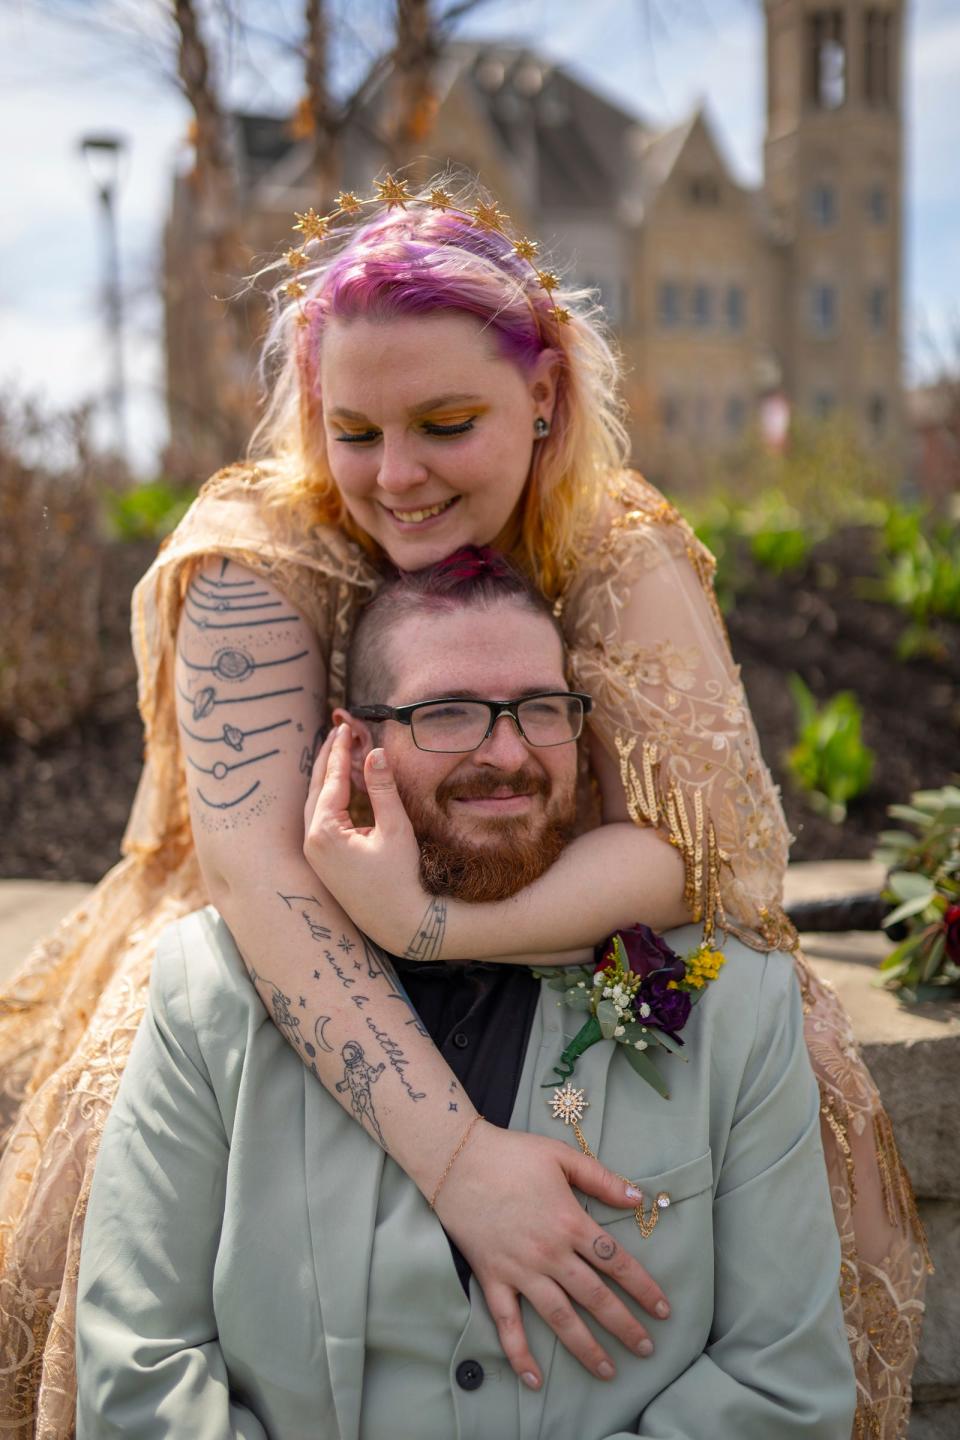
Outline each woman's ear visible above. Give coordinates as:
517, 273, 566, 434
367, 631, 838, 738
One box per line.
529, 347, 561, 424
331, 708, 374, 793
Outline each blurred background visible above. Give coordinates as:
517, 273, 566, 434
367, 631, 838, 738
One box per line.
1, 0, 958, 883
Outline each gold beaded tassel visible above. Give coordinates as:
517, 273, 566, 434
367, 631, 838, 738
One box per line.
872, 1109, 933, 1273
615, 734, 729, 946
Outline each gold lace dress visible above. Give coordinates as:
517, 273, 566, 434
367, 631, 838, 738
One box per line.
0, 465, 929, 1439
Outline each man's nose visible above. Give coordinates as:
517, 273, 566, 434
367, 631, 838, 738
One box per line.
377, 434, 429, 494
473, 713, 534, 768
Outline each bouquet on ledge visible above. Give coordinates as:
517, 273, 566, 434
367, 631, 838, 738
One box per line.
874, 783, 960, 999
533, 925, 725, 1100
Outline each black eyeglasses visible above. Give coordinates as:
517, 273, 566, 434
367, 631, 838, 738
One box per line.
351, 691, 593, 754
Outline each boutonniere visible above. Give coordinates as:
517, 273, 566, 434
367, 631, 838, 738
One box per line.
533, 925, 725, 1100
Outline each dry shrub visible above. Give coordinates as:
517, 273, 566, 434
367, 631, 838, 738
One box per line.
0, 398, 107, 741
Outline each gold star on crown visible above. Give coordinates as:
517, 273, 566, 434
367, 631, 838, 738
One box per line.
513, 236, 539, 260
469, 200, 508, 232
550, 1083, 589, 1127
429, 186, 455, 211
376, 174, 412, 209
284, 247, 308, 271
335, 191, 363, 214
293, 208, 330, 242
537, 270, 560, 292
282, 280, 306, 299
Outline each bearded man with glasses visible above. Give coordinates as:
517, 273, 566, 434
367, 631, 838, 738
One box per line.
76, 548, 854, 1440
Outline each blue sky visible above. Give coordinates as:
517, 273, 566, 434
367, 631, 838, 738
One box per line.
1, 0, 957, 474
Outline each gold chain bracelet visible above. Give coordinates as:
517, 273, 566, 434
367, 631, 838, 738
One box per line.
428, 1113, 484, 1210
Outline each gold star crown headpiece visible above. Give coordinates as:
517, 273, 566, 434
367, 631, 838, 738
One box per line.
281, 174, 571, 330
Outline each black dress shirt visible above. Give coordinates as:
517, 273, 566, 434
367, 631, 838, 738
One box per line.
393, 956, 541, 1292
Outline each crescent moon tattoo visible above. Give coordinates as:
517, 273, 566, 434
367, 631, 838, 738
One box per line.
314, 1016, 335, 1053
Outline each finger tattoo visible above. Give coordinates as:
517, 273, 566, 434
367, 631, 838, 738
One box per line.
593, 1235, 617, 1261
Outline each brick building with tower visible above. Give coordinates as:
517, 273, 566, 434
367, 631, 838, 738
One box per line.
163, 1, 906, 483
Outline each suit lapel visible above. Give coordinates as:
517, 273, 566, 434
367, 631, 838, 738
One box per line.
303, 1067, 385, 1440
511, 983, 619, 1440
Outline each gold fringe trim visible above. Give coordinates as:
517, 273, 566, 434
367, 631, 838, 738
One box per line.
872, 1109, 934, 1274
818, 1079, 858, 1205
616, 734, 728, 944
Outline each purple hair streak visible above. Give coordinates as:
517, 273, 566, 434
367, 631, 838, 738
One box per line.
297, 209, 550, 402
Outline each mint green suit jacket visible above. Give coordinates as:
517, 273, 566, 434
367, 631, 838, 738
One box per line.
76, 909, 856, 1439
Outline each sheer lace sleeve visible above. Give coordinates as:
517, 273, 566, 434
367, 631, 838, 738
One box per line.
563, 471, 796, 952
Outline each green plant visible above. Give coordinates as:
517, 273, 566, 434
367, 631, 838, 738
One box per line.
785, 675, 875, 823
103, 480, 195, 541
741, 491, 812, 575
873, 784, 960, 998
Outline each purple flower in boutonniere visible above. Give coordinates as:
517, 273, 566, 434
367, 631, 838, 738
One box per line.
606, 924, 692, 1038
536, 926, 726, 1101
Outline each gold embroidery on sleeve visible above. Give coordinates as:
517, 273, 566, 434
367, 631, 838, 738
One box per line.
615, 733, 728, 943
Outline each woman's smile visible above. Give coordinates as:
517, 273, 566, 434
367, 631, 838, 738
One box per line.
381, 496, 461, 530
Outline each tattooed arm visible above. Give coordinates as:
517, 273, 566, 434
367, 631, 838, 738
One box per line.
175, 558, 475, 1175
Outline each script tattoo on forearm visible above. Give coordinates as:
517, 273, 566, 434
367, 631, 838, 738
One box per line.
335, 1040, 386, 1146
278, 892, 333, 943
360, 933, 429, 1036
403, 899, 447, 963
363, 1017, 427, 1103
176, 560, 314, 823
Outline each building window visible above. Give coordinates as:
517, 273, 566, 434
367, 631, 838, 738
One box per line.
810, 182, 838, 227
813, 390, 836, 421
688, 176, 720, 206
866, 284, 888, 333
867, 393, 887, 435
725, 284, 746, 331
808, 10, 846, 108
809, 283, 838, 337
691, 283, 712, 328
692, 394, 710, 436
658, 281, 682, 328
866, 183, 889, 224
865, 9, 894, 106
726, 396, 747, 434
661, 395, 682, 433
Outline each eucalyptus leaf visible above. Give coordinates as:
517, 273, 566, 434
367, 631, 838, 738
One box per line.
622, 1045, 670, 1099
882, 894, 936, 928
646, 1029, 687, 1057
596, 999, 620, 1039
921, 933, 947, 984
563, 989, 593, 1012
888, 871, 935, 901
887, 805, 932, 826
547, 976, 573, 992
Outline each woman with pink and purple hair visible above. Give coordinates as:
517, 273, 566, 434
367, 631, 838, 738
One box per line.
0, 179, 926, 1438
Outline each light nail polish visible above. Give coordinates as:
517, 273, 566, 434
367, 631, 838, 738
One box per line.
655, 1300, 670, 1319
597, 1360, 615, 1380
637, 1339, 654, 1357
521, 1372, 540, 1390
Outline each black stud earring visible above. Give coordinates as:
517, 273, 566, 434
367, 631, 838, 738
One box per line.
533, 417, 550, 439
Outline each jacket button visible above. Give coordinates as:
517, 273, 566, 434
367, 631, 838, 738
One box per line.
452, 1031, 470, 1050
456, 1359, 484, 1391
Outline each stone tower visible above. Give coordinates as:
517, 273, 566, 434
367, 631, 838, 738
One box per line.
763, 0, 904, 454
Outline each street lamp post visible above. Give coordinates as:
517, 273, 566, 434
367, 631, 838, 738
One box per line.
79, 133, 128, 465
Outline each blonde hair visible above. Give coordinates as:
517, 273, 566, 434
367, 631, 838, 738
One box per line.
247, 175, 629, 599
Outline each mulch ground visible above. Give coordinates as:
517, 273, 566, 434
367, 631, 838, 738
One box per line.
2, 529, 958, 882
